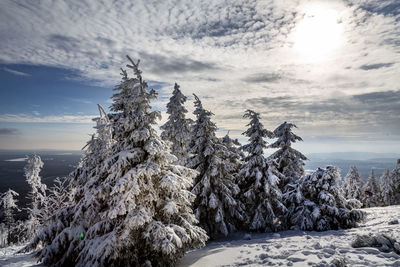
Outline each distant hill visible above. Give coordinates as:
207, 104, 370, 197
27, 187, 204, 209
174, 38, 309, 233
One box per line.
305, 152, 399, 182
307, 152, 400, 161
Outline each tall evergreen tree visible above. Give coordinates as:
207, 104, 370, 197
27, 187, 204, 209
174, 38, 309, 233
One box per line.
269, 122, 307, 191
361, 169, 382, 208
380, 169, 395, 206
342, 166, 363, 202
239, 110, 286, 231
161, 83, 192, 165
0, 189, 19, 245
285, 166, 365, 231
187, 95, 246, 238
73, 104, 114, 188
24, 57, 207, 266
24, 154, 47, 239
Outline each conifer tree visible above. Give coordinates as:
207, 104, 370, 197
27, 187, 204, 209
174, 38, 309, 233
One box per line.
161, 83, 192, 165
361, 169, 382, 208
342, 166, 363, 202
24, 154, 47, 239
380, 169, 395, 206
269, 122, 307, 191
187, 95, 246, 238
24, 57, 207, 266
72, 104, 114, 188
0, 189, 19, 245
391, 159, 400, 205
285, 166, 365, 231
239, 110, 286, 231
221, 132, 245, 160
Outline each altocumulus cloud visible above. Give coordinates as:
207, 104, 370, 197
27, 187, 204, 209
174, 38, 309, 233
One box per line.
0, 0, 399, 142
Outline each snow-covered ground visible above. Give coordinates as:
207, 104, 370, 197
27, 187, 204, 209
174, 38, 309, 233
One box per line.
179, 205, 400, 267
1, 206, 399, 267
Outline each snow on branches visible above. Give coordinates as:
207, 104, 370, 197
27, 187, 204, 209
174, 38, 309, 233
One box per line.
361, 170, 382, 208
269, 122, 307, 191
161, 83, 192, 165
0, 189, 19, 245
188, 95, 246, 238
285, 166, 365, 231
239, 110, 286, 232
25, 56, 207, 266
342, 166, 363, 202
24, 154, 47, 239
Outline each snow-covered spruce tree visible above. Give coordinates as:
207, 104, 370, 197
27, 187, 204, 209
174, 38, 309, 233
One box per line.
269, 122, 307, 192
361, 169, 382, 208
342, 166, 363, 202
161, 83, 192, 165
72, 104, 114, 189
239, 110, 286, 232
285, 166, 365, 231
380, 169, 395, 206
24, 154, 47, 239
187, 95, 246, 238
0, 189, 19, 245
221, 131, 245, 160
391, 159, 400, 205
26, 57, 207, 266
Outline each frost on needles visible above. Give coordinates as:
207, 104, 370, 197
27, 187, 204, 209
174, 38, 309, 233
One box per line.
269, 121, 307, 192
239, 110, 286, 232
187, 95, 246, 238
341, 166, 363, 205
161, 83, 192, 165
0, 189, 19, 246
23, 56, 207, 266
285, 166, 365, 231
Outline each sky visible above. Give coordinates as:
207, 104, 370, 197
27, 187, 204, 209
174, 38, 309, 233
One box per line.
0, 0, 399, 154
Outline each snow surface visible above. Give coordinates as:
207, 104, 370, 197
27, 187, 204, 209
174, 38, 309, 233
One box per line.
179, 205, 400, 267
1, 205, 399, 266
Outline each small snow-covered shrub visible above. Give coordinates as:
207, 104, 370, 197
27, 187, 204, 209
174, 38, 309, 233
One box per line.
351, 234, 400, 254
346, 199, 362, 209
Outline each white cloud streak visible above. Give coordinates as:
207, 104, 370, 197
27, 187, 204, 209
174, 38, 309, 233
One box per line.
0, 114, 95, 123
3, 67, 30, 76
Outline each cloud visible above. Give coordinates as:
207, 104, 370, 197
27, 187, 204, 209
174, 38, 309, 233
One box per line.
0, 0, 399, 144
359, 62, 394, 70
3, 67, 30, 76
48, 34, 81, 52
0, 128, 19, 135
243, 73, 282, 83
137, 52, 219, 75
0, 114, 95, 123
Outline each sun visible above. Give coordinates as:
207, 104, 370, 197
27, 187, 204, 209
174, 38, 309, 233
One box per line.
292, 2, 344, 63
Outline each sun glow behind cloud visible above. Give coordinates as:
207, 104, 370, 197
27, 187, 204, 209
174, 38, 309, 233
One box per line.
291, 2, 345, 63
